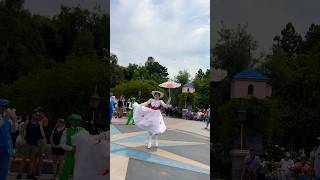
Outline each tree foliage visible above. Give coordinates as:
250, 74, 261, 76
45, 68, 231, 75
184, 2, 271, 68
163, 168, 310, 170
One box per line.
145, 56, 169, 80
0, 1, 109, 129
273, 22, 303, 57
112, 80, 164, 102
213, 23, 257, 76
262, 23, 320, 149
213, 22, 320, 151
218, 98, 278, 151
174, 70, 190, 86
193, 69, 209, 109
0, 1, 108, 85
0, 58, 108, 124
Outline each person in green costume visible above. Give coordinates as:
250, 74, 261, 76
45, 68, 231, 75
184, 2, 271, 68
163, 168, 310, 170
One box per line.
126, 97, 138, 125
59, 114, 84, 180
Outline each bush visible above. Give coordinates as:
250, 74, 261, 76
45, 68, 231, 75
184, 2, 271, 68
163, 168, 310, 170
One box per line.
112, 80, 165, 102
0, 58, 108, 127
218, 97, 279, 151
178, 93, 198, 110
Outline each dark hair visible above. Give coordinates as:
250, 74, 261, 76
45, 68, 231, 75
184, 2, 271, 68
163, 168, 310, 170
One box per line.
21, 112, 29, 122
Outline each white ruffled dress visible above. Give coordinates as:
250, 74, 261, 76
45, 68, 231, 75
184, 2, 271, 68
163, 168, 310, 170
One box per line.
71, 130, 109, 180
133, 99, 166, 135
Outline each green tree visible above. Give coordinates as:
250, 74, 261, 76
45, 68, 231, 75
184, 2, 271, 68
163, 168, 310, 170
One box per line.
110, 53, 118, 65
212, 24, 260, 143
175, 70, 190, 85
260, 23, 320, 148
5, 0, 24, 12
113, 80, 164, 102
194, 69, 205, 80
0, 58, 108, 124
218, 98, 278, 150
302, 24, 320, 54
265, 53, 320, 148
150, 73, 162, 83
131, 70, 141, 80
145, 56, 169, 80
273, 22, 302, 57
68, 29, 97, 59
125, 63, 139, 81
213, 23, 257, 76
0, 0, 48, 84
193, 77, 209, 109
178, 93, 198, 110
137, 66, 150, 80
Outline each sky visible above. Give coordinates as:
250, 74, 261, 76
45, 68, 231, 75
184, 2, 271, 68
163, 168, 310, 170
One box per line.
110, 0, 210, 80
212, 0, 320, 55
24, 0, 108, 16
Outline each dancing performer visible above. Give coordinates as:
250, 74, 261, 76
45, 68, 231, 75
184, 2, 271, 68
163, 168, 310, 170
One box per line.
59, 114, 84, 180
0, 99, 16, 180
133, 91, 168, 149
126, 97, 138, 125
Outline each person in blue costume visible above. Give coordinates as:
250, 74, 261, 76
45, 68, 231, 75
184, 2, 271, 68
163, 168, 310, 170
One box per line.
109, 93, 115, 123
0, 99, 16, 180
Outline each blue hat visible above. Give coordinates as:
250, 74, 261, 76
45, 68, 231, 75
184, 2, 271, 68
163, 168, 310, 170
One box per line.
0, 99, 9, 108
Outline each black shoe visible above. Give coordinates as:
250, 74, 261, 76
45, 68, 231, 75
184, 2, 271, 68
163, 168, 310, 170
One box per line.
16, 174, 22, 179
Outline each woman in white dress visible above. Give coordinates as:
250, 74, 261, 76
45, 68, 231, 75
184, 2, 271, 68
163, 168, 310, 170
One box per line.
133, 91, 168, 148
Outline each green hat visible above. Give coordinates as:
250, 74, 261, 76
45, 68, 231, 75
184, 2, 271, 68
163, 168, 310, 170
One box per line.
67, 114, 82, 121
131, 97, 136, 101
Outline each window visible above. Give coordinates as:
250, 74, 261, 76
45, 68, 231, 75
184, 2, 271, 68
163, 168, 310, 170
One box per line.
248, 84, 254, 95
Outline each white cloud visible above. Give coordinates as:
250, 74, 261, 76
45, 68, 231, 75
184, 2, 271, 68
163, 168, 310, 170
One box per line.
111, 0, 210, 79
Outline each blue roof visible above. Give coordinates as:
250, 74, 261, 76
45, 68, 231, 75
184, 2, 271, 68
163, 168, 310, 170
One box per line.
233, 70, 268, 80
183, 83, 193, 88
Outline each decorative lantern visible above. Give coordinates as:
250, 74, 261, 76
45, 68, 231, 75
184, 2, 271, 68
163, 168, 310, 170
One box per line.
237, 110, 247, 150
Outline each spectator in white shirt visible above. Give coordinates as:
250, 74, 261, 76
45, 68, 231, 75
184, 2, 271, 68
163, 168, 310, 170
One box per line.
278, 152, 294, 180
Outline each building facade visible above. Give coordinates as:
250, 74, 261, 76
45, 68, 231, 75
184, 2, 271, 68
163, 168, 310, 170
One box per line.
231, 70, 272, 99
182, 83, 195, 93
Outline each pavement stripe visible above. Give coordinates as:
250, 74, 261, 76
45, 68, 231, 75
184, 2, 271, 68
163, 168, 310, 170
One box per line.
150, 148, 210, 171
113, 130, 207, 144
111, 131, 146, 141
110, 154, 129, 180
114, 141, 205, 148
111, 124, 122, 135
114, 132, 147, 143
111, 143, 209, 174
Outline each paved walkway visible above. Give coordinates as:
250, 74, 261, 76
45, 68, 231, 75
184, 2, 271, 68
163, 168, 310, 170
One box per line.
162, 117, 210, 138
111, 116, 210, 180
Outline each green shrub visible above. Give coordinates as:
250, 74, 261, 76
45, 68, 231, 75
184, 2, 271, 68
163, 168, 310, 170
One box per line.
218, 97, 279, 151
